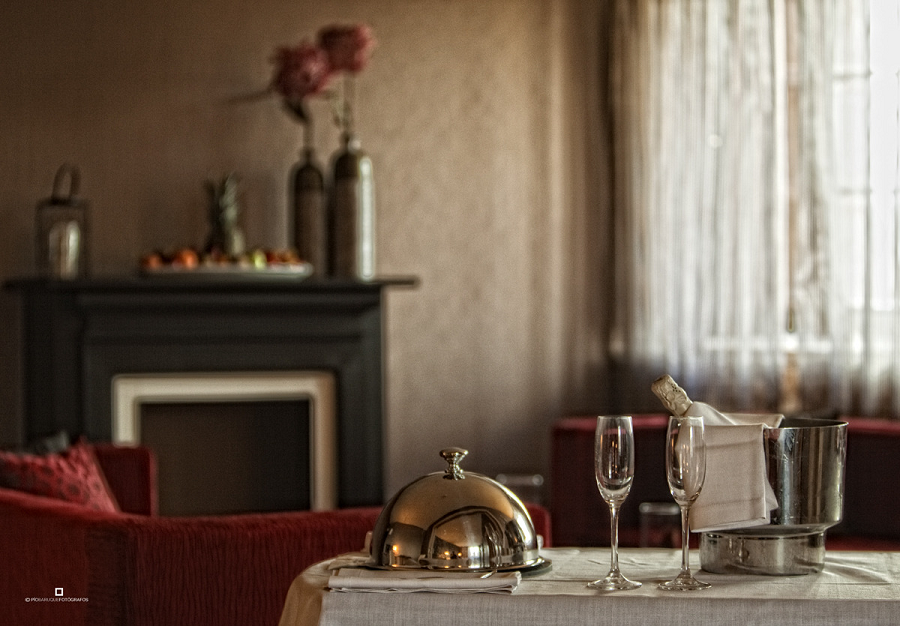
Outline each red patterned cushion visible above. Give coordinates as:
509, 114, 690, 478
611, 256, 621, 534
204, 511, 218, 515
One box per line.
0, 441, 119, 512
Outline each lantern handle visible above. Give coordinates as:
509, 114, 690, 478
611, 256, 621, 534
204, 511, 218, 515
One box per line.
51, 164, 80, 203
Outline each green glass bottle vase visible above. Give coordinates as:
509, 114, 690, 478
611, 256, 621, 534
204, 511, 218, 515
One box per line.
292, 148, 327, 276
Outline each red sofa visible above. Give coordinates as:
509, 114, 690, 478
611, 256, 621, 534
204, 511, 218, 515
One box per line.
1, 444, 552, 626
550, 414, 900, 551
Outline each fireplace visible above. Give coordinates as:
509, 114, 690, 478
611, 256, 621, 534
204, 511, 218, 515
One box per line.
6, 276, 414, 509
111, 371, 336, 515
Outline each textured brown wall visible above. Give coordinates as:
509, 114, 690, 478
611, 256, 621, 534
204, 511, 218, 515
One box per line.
0, 0, 610, 498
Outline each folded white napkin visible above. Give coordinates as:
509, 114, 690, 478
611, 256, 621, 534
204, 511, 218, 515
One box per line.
327, 568, 521, 594
687, 402, 783, 532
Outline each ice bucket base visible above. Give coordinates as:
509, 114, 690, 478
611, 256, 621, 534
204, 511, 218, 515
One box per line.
700, 531, 825, 576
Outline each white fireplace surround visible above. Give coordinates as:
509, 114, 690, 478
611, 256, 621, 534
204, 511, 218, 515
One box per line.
111, 371, 337, 511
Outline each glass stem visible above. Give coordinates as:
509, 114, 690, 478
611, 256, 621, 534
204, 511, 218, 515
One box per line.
679, 503, 691, 575
608, 501, 621, 575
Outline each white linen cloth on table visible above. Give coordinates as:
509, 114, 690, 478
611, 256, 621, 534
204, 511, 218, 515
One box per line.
279, 548, 900, 626
327, 568, 520, 594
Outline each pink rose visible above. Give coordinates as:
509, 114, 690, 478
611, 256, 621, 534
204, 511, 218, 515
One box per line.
317, 24, 376, 73
271, 42, 333, 104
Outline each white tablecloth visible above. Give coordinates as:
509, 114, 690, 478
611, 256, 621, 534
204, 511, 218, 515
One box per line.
279, 547, 900, 626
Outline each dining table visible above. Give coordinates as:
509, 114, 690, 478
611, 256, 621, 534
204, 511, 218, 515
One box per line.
278, 547, 900, 625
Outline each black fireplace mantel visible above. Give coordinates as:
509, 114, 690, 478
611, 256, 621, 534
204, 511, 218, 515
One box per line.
5, 275, 416, 508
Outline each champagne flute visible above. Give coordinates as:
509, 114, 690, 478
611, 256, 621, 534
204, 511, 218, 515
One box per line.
588, 415, 642, 591
659, 415, 711, 591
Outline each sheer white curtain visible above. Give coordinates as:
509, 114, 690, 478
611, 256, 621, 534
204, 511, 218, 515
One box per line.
608, 0, 900, 417
828, 1, 900, 416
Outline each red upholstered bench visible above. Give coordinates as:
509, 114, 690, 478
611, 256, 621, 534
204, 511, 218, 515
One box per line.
551, 414, 900, 550
828, 417, 900, 550
1, 443, 552, 626
551, 414, 671, 548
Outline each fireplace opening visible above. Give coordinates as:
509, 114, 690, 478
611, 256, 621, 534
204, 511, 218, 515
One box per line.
111, 371, 337, 515
141, 400, 310, 516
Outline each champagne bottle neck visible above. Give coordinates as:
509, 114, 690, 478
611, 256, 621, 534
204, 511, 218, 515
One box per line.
651, 375, 693, 416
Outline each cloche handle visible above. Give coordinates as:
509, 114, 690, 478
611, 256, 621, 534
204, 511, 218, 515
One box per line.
440, 447, 468, 480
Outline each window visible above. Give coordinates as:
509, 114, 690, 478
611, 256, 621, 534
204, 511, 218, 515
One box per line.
608, 0, 900, 417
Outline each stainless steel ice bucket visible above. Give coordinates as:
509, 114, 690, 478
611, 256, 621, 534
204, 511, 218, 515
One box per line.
700, 417, 847, 575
